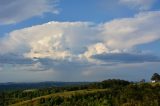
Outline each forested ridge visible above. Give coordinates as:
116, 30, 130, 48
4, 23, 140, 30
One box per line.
0, 79, 160, 106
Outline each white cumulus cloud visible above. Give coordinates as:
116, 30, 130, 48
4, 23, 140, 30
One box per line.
0, 11, 160, 63
0, 11, 160, 82
0, 22, 98, 60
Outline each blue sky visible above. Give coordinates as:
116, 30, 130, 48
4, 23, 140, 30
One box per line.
0, 0, 160, 82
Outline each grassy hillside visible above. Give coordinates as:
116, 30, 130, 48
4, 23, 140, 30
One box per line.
1, 79, 160, 106
10, 89, 108, 106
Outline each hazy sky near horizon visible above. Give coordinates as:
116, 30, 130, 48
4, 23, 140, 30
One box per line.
0, 0, 160, 82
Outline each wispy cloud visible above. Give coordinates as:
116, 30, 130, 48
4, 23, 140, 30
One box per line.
119, 0, 156, 11
0, 0, 59, 25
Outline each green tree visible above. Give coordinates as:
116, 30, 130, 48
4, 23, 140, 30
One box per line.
151, 73, 160, 82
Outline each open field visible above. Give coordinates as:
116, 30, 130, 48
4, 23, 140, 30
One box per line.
10, 89, 108, 106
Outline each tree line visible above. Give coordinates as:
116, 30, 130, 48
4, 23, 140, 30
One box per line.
0, 73, 160, 106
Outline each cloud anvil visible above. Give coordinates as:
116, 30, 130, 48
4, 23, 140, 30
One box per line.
0, 0, 160, 82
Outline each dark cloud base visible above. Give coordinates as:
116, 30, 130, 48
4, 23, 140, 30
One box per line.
92, 53, 160, 63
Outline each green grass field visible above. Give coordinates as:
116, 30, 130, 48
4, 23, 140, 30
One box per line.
10, 89, 108, 106
3, 80, 159, 106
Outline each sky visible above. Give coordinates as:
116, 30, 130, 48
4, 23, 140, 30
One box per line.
0, 0, 160, 82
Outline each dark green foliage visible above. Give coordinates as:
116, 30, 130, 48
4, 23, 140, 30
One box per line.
0, 79, 160, 106
32, 84, 160, 106
151, 73, 160, 82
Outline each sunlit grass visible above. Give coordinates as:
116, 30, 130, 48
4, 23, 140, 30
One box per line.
10, 89, 108, 106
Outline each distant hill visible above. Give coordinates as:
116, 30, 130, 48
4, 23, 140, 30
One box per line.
0, 81, 90, 91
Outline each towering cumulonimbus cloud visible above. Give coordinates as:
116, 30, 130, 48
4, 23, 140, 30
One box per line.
0, 11, 160, 63
0, 7, 160, 82
0, 10, 160, 82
